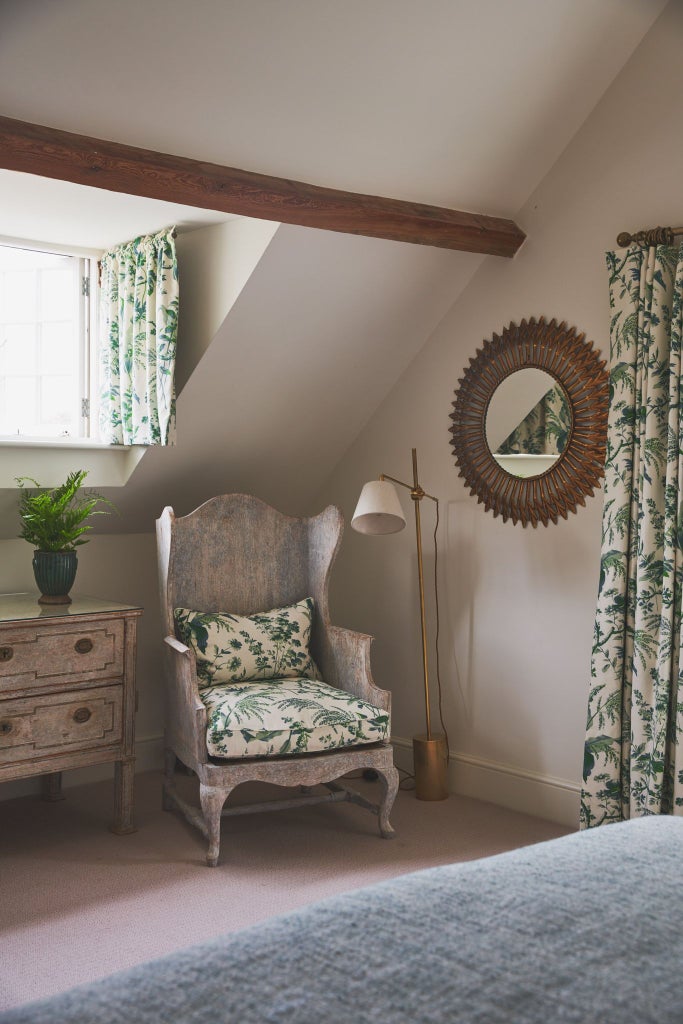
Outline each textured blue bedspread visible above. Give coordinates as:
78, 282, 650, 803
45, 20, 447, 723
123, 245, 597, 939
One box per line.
3, 816, 683, 1024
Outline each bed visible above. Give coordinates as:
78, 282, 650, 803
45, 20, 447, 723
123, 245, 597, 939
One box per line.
2, 816, 682, 1024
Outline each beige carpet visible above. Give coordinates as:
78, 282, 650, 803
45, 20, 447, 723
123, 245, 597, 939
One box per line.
0, 770, 569, 1012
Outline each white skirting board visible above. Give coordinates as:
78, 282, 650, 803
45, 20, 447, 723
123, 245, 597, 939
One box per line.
391, 736, 581, 829
0, 733, 581, 829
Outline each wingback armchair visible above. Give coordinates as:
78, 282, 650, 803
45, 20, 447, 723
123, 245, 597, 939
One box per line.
156, 494, 399, 866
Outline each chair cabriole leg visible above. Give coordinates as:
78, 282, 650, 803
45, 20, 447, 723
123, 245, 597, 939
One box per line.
200, 783, 230, 867
377, 765, 399, 838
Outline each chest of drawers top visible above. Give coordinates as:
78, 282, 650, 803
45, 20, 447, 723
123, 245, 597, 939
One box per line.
0, 594, 142, 624
0, 594, 143, 697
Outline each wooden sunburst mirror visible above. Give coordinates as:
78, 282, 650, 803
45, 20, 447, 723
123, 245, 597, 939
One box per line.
449, 317, 608, 527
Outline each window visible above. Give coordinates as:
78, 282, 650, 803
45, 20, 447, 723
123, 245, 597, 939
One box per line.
0, 243, 95, 440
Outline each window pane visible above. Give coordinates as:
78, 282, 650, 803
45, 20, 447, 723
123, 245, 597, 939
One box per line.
0, 324, 36, 374
2, 377, 37, 433
0, 245, 86, 439
40, 322, 78, 374
41, 266, 77, 321
40, 375, 75, 430
2, 272, 36, 323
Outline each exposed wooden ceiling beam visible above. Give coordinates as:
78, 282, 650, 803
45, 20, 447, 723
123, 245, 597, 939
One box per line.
0, 115, 526, 257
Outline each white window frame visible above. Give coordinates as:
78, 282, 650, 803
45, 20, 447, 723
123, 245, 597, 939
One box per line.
0, 235, 101, 446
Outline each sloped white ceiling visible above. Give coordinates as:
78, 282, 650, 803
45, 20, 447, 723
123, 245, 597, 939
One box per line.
96, 224, 477, 531
0, 0, 666, 213
0, 0, 669, 535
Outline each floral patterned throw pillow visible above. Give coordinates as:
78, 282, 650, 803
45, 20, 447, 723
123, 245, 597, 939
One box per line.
174, 598, 320, 688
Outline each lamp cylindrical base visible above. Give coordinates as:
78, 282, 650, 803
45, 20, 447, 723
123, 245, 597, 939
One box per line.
413, 733, 449, 801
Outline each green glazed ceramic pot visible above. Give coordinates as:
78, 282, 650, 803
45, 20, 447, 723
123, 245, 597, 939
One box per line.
33, 550, 78, 605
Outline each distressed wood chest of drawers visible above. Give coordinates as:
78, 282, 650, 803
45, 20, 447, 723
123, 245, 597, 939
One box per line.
0, 593, 143, 833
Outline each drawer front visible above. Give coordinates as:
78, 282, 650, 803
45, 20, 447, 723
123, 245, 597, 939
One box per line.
0, 619, 124, 694
0, 685, 122, 766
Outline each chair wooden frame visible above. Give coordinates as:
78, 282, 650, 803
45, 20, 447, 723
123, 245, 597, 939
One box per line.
156, 494, 399, 866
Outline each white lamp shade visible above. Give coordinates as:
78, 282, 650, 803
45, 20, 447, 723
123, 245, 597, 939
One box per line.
351, 480, 406, 535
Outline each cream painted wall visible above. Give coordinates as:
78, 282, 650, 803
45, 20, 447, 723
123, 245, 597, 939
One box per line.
1, 2, 679, 823
0, 534, 163, 800
175, 217, 279, 391
316, 2, 683, 827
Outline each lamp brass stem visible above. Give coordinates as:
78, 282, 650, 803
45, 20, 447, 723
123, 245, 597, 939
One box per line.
411, 448, 432, 740
379, 450, 448, 799
380, 471, 438, 503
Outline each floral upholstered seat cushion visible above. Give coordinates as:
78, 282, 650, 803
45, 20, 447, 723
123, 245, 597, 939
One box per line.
174, 598, 320, 688
199, 678, 390, 759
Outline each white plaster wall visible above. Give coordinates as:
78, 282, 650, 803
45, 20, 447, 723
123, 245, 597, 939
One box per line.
96, 224, 478, 533
1, 3, 677, 823
175, 217, 279, 391
316, 2, 683, 826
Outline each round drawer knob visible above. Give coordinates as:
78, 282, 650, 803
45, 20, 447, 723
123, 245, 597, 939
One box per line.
0, 646, 13, 662
0, 720, 12, 734
74, 638, 93, 655
72, 707, 92, 724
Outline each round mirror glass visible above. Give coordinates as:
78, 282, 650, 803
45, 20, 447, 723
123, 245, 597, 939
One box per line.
450, 317, 608, 527
485, 369, 572, 478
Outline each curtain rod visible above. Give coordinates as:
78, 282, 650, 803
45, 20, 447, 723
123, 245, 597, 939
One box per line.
617, 225, 683, 247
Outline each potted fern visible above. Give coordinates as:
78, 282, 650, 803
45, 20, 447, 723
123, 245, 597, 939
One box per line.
17, 470, 116, 605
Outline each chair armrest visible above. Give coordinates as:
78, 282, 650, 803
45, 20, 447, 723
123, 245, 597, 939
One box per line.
162, 635, 208, 765
164, 635, 193, 656
326, 625, 391, 713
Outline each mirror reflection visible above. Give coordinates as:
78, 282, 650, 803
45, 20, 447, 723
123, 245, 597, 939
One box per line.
486, 369, 572, 478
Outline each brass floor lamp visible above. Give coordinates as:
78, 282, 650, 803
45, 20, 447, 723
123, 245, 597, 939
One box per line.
351, 448, 449, 801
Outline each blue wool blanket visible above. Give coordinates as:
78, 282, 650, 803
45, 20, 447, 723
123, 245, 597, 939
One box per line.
2, 816, 682, 1023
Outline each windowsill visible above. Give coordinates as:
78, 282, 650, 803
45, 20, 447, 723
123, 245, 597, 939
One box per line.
0, 436, 139, 450
0, 438, 147, 488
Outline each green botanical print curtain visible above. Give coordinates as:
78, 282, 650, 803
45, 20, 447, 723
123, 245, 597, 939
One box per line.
99, 226, 178, 445
497, 385, 572, 455
581, 244, 683, 829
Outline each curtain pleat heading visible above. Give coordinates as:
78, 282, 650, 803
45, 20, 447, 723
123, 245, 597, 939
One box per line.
99, 226, 178, 446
